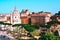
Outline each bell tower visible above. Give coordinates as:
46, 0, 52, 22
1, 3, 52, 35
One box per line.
11, 7, 21, 24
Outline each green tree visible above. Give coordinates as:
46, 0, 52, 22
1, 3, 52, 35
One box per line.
0, 21, 4, 25
0, 21, 12, 27
55, 11, 60, 16
4, 22, 12, 27
12, 24, 22, 27
39, 32, 60, 40
30, 29, 41, 36
23, 24, 35, 32
47, 20, 60, 29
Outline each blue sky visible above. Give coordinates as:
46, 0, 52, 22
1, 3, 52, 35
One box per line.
0, 0, 60, 14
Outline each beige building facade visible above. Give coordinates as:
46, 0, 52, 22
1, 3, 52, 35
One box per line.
0, 7, 52, 25
31, 12, 52, 25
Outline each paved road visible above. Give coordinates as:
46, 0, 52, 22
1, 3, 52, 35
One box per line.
0, 31, 14, 40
